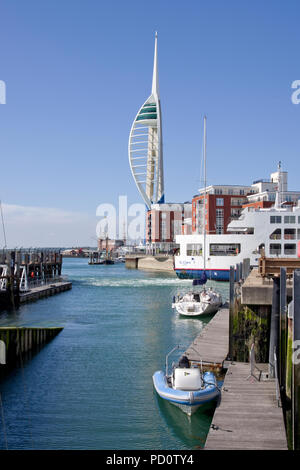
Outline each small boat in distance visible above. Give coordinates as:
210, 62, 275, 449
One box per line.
153, 346, 220, 416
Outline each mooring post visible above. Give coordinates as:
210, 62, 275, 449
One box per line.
236, 263, 240, 282
229, 265, 235, 360
293, 270, 300, 450
269, 277, 280, 378
280, 267, 287, 392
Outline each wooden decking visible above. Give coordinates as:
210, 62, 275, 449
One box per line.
184, 305, 229, 370
205, 362, 288, 450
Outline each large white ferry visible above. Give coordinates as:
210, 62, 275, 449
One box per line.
174, 202, 300, 281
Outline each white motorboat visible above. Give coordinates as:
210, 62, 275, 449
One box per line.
153, 347, 220, 416
172, 287, 222, 317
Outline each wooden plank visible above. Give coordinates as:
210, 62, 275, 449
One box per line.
205, 362, 288, 450
184, 306, 229, 367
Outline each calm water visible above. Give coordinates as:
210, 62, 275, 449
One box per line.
0, 259, 229, 450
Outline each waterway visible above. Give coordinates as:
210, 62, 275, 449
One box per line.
0, 258, 229, 450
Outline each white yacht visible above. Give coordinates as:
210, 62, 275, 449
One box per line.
172, 287, 222, 316
174, 201, 300, 281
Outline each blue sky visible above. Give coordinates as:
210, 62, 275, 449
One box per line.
0, 0, 300, 246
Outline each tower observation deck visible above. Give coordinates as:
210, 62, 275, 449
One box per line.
128, 32, 164, 210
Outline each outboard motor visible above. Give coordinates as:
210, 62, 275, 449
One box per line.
178, 355, 190, 368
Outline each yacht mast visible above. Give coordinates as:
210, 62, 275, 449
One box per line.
203, 116, 207, 270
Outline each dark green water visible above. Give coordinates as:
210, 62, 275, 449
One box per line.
0, 258, 229, 450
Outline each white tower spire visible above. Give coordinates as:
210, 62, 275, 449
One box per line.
128, 32, 165, 210
151, 32, 159, 97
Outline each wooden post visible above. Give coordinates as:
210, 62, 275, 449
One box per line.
280, 267, 287, 392
269, 277, 280, 378
243, 258, 250, 280
236, 263, 240, 282
229, 265, 235, 360
293, 270, 300, 450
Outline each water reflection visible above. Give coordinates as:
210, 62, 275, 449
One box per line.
154, 391, 216, 449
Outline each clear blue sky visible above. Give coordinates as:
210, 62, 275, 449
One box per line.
0, 0, 299, 245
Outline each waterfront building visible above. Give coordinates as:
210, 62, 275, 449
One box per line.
192, 165, 300, 235
97, 238, 124, 252
128, 32, 164, 210
146, 202, 192, 253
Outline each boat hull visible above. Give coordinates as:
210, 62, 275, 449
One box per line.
172, 300, 221, 317
153, 370, 219, 416
175, 268, 233, 282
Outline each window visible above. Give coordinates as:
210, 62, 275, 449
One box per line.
209, 244, 240, 256
240, 189, 244, 195
270, 229, 281, 240
269, 244, 281, 255
231, 208, 241, 219
231, 198, 246, 206
270, 216, 282, 224
215, 188, 223, 195
284, 229, 296, 240
216, 198, 224, 206
284, 243, 296, 255
216, 208, 224, 234
187, 244, 202, 256
284, 216, 295, 223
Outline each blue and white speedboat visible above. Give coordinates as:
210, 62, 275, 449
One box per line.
153, 348, 220, 415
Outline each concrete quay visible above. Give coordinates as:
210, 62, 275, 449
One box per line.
241, 267, 293, 305
125, 254, 174, 272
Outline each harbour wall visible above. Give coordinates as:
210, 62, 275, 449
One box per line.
0, 326, 63, 370
125, 255, 174, 272
19, 281, 72, 304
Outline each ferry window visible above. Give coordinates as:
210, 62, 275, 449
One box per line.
284, 229, 296, 240
216, 198, 224, 206
297, 229, 300, 240
186, 244, 202, 256
270, 229, 281, 240
284, 243, 296, 255
209, 244, 240, 256
270, 216, 281, 223
269, 244, 281, 255
298, 216, 300, 224
284, 216, 295, 223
